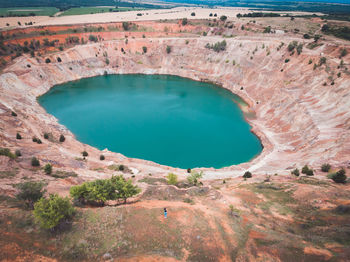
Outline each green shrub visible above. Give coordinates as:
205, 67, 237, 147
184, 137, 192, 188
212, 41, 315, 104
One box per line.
57, 57, 62, 62
303, 33, 311, 39
33, 194, 75, 230
31, 157, 40, 167
205, 40, 227, 52
70, 175, 140, 205
11, 111, 17, 116
220, 15, 227, 21
82, 151, 88, 157
340, 48, 347, 58
319, 57, 326, 66
15, 181, 46, 209
182, 18, 188, 26
243, 171, 252, 178
301, 165, 313, 176
0, 148, 16, 159
166, 45, 172, 54
16, 133, 22, 139
187, 171, 203, 186
43, 133, 49, 139
45, 58, 51, 63
291, 168, 300, 176
285, 58, 290, 63
122, 22, 130, 31
142, 46, 147, 53
44, 163, 52, 175
59, 134, 65, 142
100, 155, 105, 160
331, 169, 347, 184
296, 44, 303, 55
166, 173, 178, 185
191, 12, 196, 16
321, 163, 331, 172
187, 168, 191, 173
287, 41, 298, 52
15, 149, 21, 157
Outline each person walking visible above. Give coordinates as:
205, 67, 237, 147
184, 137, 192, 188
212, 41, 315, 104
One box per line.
164, 208, 167, 219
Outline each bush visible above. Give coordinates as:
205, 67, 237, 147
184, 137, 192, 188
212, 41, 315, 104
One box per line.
100, 155, 105, 160
44, 163, 52, 175
191, 12, 195, 16
319, 57, 326, 66
16, 133, 22, 139
142, 46, 147, 53
187, 171, 203, 186
44, 132, 49, 139
59, 134, 65, 142
285, 58, 290, 63
166, 45, 172, 54
31, 157, 40, 167
32, 137, 38, 143
296, 44, 303, 55
243, 171, 252, 178
291, 168, 300, 176
166, 173, 178, 185
33, 194, 75, 230
70, 175, 140, 205
88, 35, 98, 42
57, 57, 62, 62
45, 58, 51, 63
16, 181, 46, 209
15, 149, 21, 157
288, 41, 298, 52
82, 151, 88, 157
321, 163, 331, 172
0, 147, 16, 159
303, 33, 311, 39
331, 169, 347, 184
220, 15, 227, 21
340, 48, 347, 58
11, 111, 17, 116
122, 22, 129, 31
182, 18, 188, 26
205, 40, 227, 52
301, 165, 314, 176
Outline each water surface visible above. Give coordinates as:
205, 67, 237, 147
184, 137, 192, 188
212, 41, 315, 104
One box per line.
39, 74, 262, 168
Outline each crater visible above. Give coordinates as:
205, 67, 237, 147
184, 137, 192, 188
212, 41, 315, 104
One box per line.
38, 74, 262, 168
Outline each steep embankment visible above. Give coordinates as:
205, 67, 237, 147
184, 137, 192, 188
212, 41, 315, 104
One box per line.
0, 36, 349, 182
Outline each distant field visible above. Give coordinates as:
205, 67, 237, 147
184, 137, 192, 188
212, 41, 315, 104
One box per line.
60, 6, 146, 16
0, 7, 58, 17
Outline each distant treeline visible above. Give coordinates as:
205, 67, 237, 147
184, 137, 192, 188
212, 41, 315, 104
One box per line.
237, 13, 281, 18
0, 0, 166, 10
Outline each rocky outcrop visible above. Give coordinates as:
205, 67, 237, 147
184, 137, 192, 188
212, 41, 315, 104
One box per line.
1, 36, 349, 179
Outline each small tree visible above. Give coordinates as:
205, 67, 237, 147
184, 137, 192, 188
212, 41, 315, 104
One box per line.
11, 111, 17, 117
243, 171, 252, 178
15, 149, 21, 157
166, 173, 178, 185
59, 134, 65, 142
301, 165, 314, 176
187, 171, 203, 186
33, 194, 75, 230
331, 169, 347, 184
16, 181, 46, 209
291, 168, 300, 176
100, 155, 105, 160
44, 132, 49, 139
44, 163, 52, 175
182, 18, 188, 26
82, 151, 88, 157
191, 12, 196, 16
142, 46, 147, 53
321, 163, 331, 172
113, 175, 141, 204
166, 45, 172, 54
340, 48, 347, 58
16, 132, 22, 139
122, 22, 129, 31
45, 58, 51, 63
31, 157, 40, 167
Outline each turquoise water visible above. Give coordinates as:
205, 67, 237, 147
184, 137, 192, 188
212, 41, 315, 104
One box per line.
39, 74, 262, 168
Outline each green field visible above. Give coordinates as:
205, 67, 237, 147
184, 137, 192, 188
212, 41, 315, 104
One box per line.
60, 6, 145, 16
0, 7, 59, 17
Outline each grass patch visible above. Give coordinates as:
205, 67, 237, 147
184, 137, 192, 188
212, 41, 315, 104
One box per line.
295, 177, 330, 186
60, 7, 144, 16
0, 170, 16, 179
0, 7, 59, 17
48, 170, 78, 179
138, 177, 167, 185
